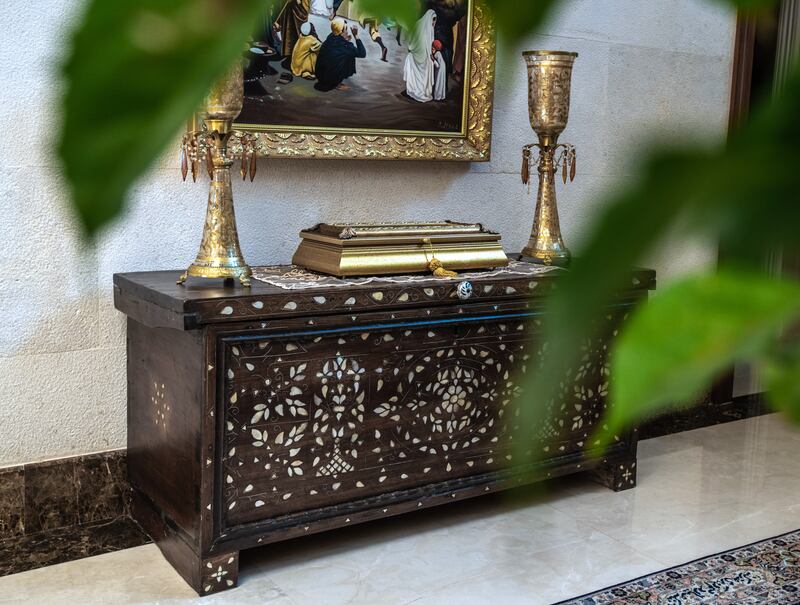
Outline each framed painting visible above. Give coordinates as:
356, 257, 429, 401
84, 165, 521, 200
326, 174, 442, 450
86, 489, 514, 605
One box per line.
215, 0, 495, 161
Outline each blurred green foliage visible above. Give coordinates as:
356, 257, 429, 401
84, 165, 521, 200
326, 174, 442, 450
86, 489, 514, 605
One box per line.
59, 0, 798, 454
60, 0, 266, 235
606, 271, 800, 440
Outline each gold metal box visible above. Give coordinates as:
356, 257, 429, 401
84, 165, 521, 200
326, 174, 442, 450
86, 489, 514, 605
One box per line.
292, 222, 509, 277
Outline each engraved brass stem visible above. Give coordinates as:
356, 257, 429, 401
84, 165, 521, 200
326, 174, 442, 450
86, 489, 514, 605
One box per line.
520, 51, 578, 267
178, 63, 256, 287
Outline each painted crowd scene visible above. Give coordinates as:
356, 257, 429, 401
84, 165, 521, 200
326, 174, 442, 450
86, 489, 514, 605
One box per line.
236, 0, 472, 133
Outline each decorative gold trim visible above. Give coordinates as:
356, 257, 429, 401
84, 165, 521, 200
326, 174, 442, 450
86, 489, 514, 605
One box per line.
292, 240, 509, 277
191, 2, 496, 162
521, 50, 578, 57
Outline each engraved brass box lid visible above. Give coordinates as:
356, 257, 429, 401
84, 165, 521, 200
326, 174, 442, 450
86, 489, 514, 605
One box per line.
292, 221, 509, 277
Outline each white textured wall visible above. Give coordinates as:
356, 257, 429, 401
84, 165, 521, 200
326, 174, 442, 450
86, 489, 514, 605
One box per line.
0, 0, 735, 466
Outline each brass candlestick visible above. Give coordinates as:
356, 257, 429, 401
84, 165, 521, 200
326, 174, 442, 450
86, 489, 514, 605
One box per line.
177, 63, 260, 287
520, 51, 578, 267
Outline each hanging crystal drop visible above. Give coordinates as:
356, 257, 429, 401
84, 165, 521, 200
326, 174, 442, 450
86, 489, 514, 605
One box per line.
521, 148, 529, 186
180, 144, 188, 181
570, 152, 577, 182
206, 147, 214, 179
240, 144, 248, 181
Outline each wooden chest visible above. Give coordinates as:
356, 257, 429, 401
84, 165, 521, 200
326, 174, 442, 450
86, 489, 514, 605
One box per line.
114, 261, 655, 596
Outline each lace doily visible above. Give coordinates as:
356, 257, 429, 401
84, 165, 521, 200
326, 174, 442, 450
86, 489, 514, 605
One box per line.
251, 260, 562, 290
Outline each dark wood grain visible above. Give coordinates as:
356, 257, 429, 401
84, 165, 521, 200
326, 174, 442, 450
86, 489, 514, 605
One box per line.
127, 319, 204, 543
114, 262, 656, 331
729, 12, 757, 133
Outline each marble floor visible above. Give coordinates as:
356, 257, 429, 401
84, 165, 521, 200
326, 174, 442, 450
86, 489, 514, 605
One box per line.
0, 414, 797, 605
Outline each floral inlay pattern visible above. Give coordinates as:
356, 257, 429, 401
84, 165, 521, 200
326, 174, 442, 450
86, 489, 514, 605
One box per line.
201, 554, 238, 594
220, 310, 624, 527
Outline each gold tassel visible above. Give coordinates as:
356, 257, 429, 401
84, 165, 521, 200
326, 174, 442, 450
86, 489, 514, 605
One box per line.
249, 146, 257, 182
240, 149, 248, 181
423, 237, 458, 278
191, 158, 198, 183
429, 258, 458, 278
562, 155, 568, 184
570, 152, 577, 182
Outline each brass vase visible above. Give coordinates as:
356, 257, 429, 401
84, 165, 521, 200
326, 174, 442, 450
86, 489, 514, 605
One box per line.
520, 50, 578, 267
178, 63, 254, 287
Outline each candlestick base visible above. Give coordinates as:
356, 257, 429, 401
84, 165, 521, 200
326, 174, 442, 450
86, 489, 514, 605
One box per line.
177, 266, 252, 287
520, 246, 571, 267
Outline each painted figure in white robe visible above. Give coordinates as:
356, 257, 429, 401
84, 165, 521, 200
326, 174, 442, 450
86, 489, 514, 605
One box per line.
403, 9, 437, 103
432, 39, 447, 101
310, 0, 334, 18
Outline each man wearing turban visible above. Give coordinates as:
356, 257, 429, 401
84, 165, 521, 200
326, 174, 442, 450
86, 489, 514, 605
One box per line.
291, 22, 322, 79
314, 19, 367, 92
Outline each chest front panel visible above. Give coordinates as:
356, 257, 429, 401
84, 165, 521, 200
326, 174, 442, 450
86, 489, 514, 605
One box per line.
218, 308, 624, 529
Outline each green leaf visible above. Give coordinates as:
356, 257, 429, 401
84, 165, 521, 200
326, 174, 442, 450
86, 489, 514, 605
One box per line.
764, 348, 800, 424
59, 0, 268, 237
604, 271, 800, 439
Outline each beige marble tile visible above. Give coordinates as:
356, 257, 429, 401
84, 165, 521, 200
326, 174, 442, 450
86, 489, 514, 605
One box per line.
411, 533, 663, 605
0, 544, 295, 605
547, 414, 800, 568
250, 496, 606, 605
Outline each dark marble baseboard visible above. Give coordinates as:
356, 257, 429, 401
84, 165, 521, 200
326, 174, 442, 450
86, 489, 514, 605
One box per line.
0, 451, 150, 577
640, 393, 769, 440
0, 517, 149, 576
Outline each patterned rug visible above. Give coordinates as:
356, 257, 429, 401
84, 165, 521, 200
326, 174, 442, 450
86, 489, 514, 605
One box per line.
555, 530, 800, 605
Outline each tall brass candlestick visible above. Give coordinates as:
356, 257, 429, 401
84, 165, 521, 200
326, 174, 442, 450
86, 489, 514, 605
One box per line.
178, 63, 259, 287
520, 51, 578, 266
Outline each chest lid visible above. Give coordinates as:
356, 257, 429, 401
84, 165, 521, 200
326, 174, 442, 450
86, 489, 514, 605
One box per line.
113, 258, 655, 331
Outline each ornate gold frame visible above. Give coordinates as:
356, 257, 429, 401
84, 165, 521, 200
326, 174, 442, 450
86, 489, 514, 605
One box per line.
191, 2, 495, 162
